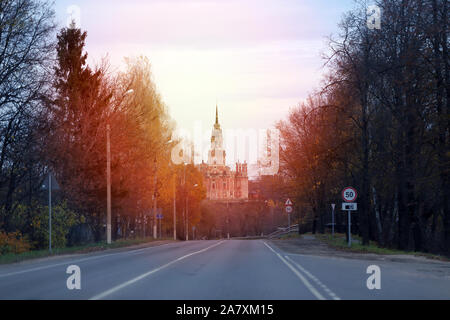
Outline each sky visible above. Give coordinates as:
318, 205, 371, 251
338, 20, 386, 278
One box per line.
54, 0, 355, 167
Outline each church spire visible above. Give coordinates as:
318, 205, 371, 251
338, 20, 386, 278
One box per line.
214, 103, 220, 129
215, 104, 219, 125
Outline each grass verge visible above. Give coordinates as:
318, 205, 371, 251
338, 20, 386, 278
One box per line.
277, 233, 303, 240
0, 237, 174, 265
315, 233, 449, 261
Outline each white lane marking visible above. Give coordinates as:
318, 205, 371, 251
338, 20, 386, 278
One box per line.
90, 241, 226, 300
285, 255, 341, 300
122, 243, 177, 256
263, 242, 325, 300
0, 242, 176, 278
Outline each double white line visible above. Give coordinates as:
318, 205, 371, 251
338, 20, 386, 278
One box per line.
263, 242, 340, 300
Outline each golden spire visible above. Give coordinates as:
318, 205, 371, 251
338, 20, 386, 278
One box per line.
216, 104, 219, 125
214, 103, 221, 129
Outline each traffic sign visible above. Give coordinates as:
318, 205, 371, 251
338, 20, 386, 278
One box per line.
342, 203, 357, 211
342, 187, 358, 202
285, 206, 293, 214
341, 188, 358, 248
285, 199, 293, 206
157, 214, 163, 219
42, 173, 60, 191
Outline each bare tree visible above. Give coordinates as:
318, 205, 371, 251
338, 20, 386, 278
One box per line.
0, 0, 55, 230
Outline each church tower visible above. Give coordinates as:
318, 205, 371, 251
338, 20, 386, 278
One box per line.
208, 105, 226, 166
198, 104, 248, 201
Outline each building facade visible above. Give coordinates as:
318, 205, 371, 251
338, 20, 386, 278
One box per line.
198, 106, 249, 200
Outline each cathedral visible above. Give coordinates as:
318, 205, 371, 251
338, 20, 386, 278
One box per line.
198, 106, 249, 201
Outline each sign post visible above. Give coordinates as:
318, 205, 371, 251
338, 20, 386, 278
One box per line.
331, 204, 336, 237
42, 173, 60, 253
348, 210, 351, 247
342, 187, 358, 247
285, 199, 294, 230
143, 215, 148, 238
156, 210, 163, 239
288, 211, 291, 230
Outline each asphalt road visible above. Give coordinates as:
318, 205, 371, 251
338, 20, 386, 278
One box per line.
0, 240, 449, 300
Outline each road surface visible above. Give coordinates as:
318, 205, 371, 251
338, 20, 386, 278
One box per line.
0, 240, 449, 300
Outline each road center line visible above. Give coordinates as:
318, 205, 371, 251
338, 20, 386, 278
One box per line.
285, 255, 341, 300
89, 240, 226, 300
262, 242, 326, 300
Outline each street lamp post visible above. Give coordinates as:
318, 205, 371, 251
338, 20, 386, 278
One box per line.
227, 200, 230, 240
180, 159, 199, 242
106, 124, 112, 244
106, 89, 134, 245
143, 215, 147, 238
153, 159, 158, 239
159, 214, 162, 239
173, 173, 177, 240
183, 164, 187, 241
186, 195, 189, 241
48, 174, 52, 252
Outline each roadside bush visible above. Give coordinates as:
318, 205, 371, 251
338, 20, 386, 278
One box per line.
31, 202, 80, 249
0, 231, 32, 255
3, 204, 29, 234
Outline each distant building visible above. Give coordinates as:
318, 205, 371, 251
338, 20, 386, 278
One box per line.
248, 180, 262, 200
198, 106, 249, 200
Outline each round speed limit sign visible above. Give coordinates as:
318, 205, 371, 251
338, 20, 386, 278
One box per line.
342, 187, 358, 202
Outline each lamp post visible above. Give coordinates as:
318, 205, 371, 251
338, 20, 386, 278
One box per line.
106, 89, 134, 244
153, 158, 158, 239
186, 194, 189, 241
48, 174, 52, 252
183, 164, 187, 241
152, 139, 176, 240
183, 164, 198, 242
106, 124, 112, 244
227, 200, 230, 240
173, 172, 177, 241
167, 147, 176, 241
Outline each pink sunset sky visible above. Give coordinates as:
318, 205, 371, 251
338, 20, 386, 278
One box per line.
54, 0, 355, 167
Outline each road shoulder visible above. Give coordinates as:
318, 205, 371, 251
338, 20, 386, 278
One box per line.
0, 240, 179, 267
269, 235, 450, 265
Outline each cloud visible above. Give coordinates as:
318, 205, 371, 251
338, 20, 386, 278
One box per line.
54, 0, 355, 140
57, 0, 343, 50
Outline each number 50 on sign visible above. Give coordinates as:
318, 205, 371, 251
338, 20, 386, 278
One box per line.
342, 187, 358, 202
